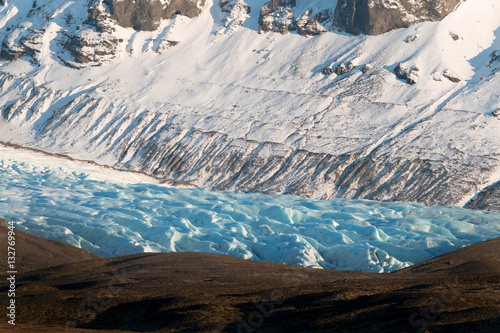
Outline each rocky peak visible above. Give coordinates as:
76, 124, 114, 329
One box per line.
87, 0, 114, 33
335, 0, 462, 35
296, 9, 332, 36
103, 0, 206, 31
259, 0, 296, 34
490, 50, 500, 67
265, 0, 297, 13
220, 0, 250, 19
256, 0, 462, 36
258, 0, 334, 36
219, 0, 251, 35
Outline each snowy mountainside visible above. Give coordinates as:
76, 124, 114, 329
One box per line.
0, 0, 500, 211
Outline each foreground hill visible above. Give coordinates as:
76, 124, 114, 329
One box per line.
0, 218, 100, 272
0, 0, 500, 211
0, 218, 499, 332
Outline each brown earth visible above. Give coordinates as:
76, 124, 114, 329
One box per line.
0, 218, 499, 332
0, 218, 100, 273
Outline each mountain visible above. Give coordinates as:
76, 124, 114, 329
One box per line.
0, 0, 499, 211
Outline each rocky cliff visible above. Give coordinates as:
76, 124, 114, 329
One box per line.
335, 0, 462, 35
256, 0, 463, 36
104, 0, 206, 31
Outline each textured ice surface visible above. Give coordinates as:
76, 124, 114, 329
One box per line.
1, 147, 499, 273
1, 0, 500, 209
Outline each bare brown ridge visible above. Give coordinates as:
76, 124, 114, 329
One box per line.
0, 218, 498, 332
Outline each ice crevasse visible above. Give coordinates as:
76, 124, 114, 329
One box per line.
1, 149, 500, 273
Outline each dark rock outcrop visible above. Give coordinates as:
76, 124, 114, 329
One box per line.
335, 63, 347, 75
361, 64, 372, 73
220, 0, 250, 18
0, 23, 44, 63
64, 29, 120, 65
258, 0, 460, 36
155, 39, 179, 53
0, 39, 24, 61
296, 10, 332, 36
443, 69, 461, 82
87, 0, 115, 33
465, 181, 500, 212
405, 35, 417, 43
334, 0, 462, 35
258, 1, 333, 36
334, 61, 356, 75
219, 0, 251, 34
258, 0, 295, 34
103, 0, 206, 31
322, 65, 334, 75
394, 63, 419, 85
489, 50, 500, 66
394, 63, 405, 80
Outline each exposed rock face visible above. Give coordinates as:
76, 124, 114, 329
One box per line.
405, 35, 417, 43
1, 0, 203, 67
87, 0, 115, 33
64, 29, 120, 66
322, 64, 334, 75
220, 0, 250, 20
219, 0, 251, 35
335, 0, 462, 35
155, 39, 179, 53
104, 0, 206, 31
296, 10, 332, 36
335, 61, 356, 75
258, 1, 333, 36
0, 23, 51, 63
0, 36, 24, 61
0, 23, 30, 61
489, 50, 500, 66
254, 0, 463, 36
465, 181, 500, 211
258, 0, 295, 34
443, 69, 462, 82
362, 64, 372, 73
394, 63, 419, 85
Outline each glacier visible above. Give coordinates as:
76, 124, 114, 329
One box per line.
1, 0, 500, 211
1, 145, 499, 273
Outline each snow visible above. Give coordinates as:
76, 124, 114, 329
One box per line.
1, 144, 499, 273
0, 1, 496, 108
0, 1, 500, 206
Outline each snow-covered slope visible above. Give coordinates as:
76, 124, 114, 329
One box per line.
1, 0, 500, 210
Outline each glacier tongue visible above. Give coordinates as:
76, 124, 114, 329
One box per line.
1, 145, 499, 273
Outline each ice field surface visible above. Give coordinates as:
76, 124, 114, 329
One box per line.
1, 145, 499, 273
